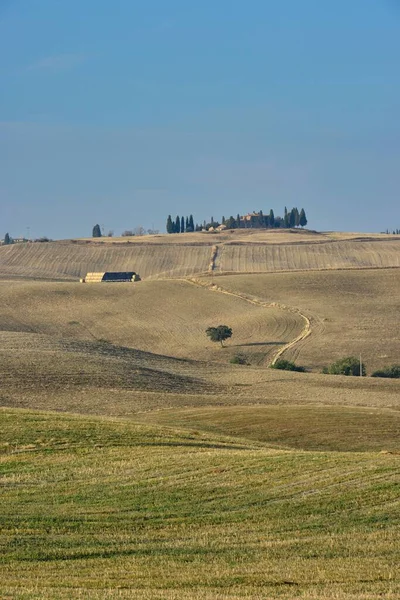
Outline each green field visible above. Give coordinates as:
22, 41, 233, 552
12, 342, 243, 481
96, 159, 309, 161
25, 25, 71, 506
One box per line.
1, 409, 399, 599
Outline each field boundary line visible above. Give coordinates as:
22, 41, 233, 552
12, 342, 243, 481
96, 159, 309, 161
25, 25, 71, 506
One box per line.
185, 278, 312, 365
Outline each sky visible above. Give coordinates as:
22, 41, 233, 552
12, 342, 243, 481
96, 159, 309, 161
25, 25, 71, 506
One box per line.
1, 0, 400, 239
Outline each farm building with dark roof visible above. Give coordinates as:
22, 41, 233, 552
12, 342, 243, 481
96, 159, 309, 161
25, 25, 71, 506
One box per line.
81, 272, 141, 283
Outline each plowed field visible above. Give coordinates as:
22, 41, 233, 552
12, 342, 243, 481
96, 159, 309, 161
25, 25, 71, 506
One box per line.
1, 230, 399, 281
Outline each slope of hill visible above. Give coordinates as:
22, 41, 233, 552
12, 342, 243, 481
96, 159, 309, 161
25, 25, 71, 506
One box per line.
0, 275, 399, 419
0, 229, 399, 280
210, 269, 400, 372
0, 279, 303, 363
2, 408, 399, 599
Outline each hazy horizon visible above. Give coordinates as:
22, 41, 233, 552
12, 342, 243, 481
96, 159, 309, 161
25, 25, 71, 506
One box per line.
1, 0, 400, 239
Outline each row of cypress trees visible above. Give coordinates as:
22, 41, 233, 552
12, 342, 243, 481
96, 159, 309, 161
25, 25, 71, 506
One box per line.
166, 215, 195, 234
166, 208, 307, 233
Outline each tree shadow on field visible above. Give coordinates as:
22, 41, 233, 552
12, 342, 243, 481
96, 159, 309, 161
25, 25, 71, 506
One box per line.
234, 341, 282, 347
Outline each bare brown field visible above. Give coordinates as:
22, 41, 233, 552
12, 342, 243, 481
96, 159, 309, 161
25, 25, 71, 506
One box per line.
80, 229, 399, 245
0, 229, 399, 281
216, 239, 400, 273
204, 269, 400, 373
0, 279, 302, 364
0, 241, 211, 280
0, 277, 399, 420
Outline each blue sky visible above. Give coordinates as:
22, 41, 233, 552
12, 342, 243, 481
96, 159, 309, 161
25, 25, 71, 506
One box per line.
1, 0, 400, 238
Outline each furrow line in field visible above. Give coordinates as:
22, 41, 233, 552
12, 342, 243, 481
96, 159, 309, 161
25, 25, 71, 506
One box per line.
186, 278, 312, 365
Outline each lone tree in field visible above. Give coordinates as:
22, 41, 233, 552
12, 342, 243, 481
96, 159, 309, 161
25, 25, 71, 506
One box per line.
92, 224, 102, 238
206, 325, 233, 347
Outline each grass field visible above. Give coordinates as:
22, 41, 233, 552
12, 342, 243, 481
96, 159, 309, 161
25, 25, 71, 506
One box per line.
1, 409, 399, 599
0, 231, 399, 598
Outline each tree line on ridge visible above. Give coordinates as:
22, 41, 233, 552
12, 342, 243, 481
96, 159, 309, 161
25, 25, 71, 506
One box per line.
166, 207, 308, 233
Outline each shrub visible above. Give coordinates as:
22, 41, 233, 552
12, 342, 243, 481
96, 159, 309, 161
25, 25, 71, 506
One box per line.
230, 353, 248, 365
371, 365, 400, 378
271, 359, 306, 372
325, 356, 366, 376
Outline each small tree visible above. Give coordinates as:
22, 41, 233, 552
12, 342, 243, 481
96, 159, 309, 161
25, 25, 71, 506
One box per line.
4, 232, 11, 245
289, 208, 296, 228
134, 226, 145, 236
181, 216, 185, 233
175, 215, 181, 234
269, 209, 275, 228
284, 206, 289, 228
166, 215, 174, 234
299, 208, 307, 228
92, 224, 102, 238
206, 325, 232, 347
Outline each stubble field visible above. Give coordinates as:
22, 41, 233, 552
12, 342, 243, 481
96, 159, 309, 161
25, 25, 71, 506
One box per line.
0, 229, 399, 280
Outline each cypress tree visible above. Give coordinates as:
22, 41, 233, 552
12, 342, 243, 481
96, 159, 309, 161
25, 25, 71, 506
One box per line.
185, 216, 189, 231
294, 207, 300, 227
289, 208, 296, 228
269, 209, 275, 228
4, 232, 11, 245
284, 207, 289, 228
188, 215, 194, 232
175, 216, 181, 234
166, 215, 174, 234
92, 224, 102, 237
181, 216, 185, 233
236, 214, 241, 228
299, 208, 307, 228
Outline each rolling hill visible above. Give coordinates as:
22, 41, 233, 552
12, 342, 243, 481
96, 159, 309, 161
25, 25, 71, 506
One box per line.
0, 229, 399, 598
0, 229, 399, 280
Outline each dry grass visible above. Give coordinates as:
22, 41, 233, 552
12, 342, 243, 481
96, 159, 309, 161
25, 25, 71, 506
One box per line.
138, 404, 400, 453
1, 409, 399, 599
0, 280, 303, 364
1, 229, 399, 281
0, 274, 399, 420
206, 269, 400, 373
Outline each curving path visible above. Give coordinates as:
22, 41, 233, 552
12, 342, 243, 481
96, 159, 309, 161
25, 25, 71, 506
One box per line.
186, 277, 314, 365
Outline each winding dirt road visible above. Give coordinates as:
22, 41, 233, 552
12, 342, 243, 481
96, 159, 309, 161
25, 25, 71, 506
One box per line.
187, 277, 314, 365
